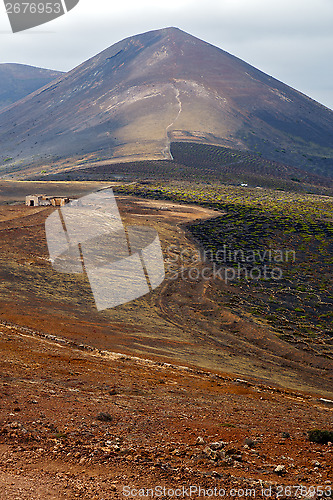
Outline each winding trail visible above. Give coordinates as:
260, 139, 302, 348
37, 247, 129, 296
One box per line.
162, 86, 182, 160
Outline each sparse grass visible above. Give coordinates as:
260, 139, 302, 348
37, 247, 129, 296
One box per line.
53, 431, 68, 440
114, 180, 333, 353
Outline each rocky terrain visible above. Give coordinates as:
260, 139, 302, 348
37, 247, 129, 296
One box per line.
0, 182, 332, 498
0, 318, 332, 499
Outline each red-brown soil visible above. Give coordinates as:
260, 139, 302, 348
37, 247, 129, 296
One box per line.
0, 323, 332, 498
0, 184, 332, 497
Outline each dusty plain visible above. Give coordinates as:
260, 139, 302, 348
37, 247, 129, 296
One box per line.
0, 181, 332, 498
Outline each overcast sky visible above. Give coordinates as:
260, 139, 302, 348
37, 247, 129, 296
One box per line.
0, 0, 332, 110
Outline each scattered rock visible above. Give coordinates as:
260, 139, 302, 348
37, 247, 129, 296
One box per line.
225, 449, 242, 462
10, 421, 21, 429
203, 446, 226, 461
209, 441, 226, 450
236, 379, 249, 384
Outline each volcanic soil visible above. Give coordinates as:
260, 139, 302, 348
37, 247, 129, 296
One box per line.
0, 181, 332, 498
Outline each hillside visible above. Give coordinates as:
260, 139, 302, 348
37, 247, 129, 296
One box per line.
0, 27, 332, 179
0, 63, 63, 111
35, 141, 333, 195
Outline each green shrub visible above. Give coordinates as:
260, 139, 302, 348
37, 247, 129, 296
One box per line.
308, 429, 333, 444
54, 431, 67, 439
97, 412, 113, 422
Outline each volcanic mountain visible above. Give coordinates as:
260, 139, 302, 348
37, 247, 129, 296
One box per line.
0, 63, 63, 111
0, 27, 332, 178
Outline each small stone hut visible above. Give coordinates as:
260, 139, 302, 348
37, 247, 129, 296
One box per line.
25, 194, 70, 207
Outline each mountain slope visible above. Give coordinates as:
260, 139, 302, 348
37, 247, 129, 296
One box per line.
0, 63, 63, 111
0, 28, 332, 178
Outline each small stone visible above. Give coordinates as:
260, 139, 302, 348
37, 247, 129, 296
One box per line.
196, 436, 205, 444
209, 441, 226, 450
211, 471, 222, 478
244, 438, 255, 448
274, 465, 286, 475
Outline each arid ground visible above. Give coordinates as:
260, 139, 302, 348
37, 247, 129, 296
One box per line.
0, 181, 332, 498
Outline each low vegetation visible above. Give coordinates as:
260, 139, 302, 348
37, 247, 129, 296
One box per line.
34, 142, 333, 196
114, 181, 333, 357
308, 429, 333, 444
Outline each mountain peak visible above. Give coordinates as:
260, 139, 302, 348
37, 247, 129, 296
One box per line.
159, 26, 184, 34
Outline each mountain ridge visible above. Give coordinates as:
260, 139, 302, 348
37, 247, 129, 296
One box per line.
0, 63, 63, 112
